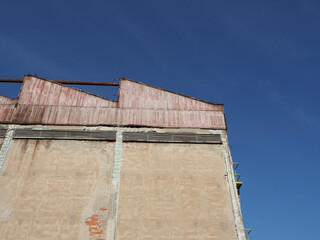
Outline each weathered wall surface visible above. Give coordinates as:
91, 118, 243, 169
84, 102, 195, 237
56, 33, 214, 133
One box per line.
19, 76, 117, 107
119, 80, 224, 111
0, 139, 114, 240
0, 76, 226, 129
0, 105, 226, 129
115, 142, 237, 240
0, 96, 16, 105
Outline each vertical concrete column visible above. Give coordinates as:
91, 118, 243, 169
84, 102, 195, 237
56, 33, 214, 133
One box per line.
0, 126, 15, 172
220, 131, 246, 240
106, 128, 123, 240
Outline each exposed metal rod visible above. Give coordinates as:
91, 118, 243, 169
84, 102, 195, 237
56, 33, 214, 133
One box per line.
0, 79, 119, 86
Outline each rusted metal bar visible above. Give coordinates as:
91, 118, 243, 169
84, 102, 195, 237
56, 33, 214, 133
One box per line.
0, 79, 22, 83
0, 79, 119, 86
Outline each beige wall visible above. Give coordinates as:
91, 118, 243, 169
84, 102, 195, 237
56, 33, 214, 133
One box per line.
116, 143, 237, 240
0, 131, 241, 240
0, 139, 114, 240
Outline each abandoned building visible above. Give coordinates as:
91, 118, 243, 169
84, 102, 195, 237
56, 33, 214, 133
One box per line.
0, 75, 248, 239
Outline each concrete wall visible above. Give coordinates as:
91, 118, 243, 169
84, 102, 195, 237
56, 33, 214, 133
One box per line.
0, 139, 114, 240
116, 142, 237, 240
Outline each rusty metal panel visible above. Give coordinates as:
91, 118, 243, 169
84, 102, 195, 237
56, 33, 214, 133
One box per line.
18, 76, 117, 107
0, 95, 16, 105
46, 81, 62, 105
119, 79, 224, 111
0, 139, 115, 240
0, 76, 227, 129
0, 105, 15, 122
1, 105, 226, 129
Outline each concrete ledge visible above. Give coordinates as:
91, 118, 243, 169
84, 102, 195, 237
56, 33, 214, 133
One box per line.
7, 129, 222, 144
123, 131, 221, 144
13, 129, 117, 141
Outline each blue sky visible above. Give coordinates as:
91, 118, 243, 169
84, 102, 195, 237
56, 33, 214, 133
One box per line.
1, 0, 320, 239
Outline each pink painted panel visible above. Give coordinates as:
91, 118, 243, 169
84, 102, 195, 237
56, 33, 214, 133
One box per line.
18, 77, 34, 104
0, 76, 226, 129
0, 105, 15, 122
19, 76, 117, 107
1, 105, 225, 129
58, 85, 79, 106
119, 80, 224, 111
39, 81, 53, 105
0, 96, 16, 105
47, 82, 62, 105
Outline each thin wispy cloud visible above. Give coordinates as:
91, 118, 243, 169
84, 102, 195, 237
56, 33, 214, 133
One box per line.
263, 80, 320, 130
295, 106, 320, 130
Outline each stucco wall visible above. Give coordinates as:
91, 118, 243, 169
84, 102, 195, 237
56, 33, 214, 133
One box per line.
115, 142, 237, 240
0, 139, 114, 240
0, 126, 244, 240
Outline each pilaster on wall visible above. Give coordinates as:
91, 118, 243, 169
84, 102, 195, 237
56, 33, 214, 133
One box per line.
0, 126, 15, 172
106, 128, 124, 240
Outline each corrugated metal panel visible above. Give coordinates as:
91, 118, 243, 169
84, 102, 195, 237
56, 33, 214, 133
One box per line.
0, 95, 16, 104
0, 105, 15, 122
19, 76, 117, 107
0, 76, 227, 129
0, 105, 226, 129
119, 79, 224, 111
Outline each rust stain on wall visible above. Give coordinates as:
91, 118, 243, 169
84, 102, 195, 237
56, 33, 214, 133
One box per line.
0, 139, 114, 240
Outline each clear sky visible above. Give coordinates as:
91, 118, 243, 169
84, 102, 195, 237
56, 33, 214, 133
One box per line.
1, 1, 320, 239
